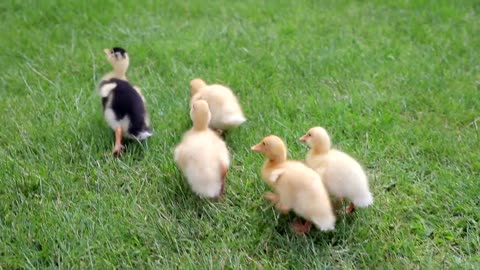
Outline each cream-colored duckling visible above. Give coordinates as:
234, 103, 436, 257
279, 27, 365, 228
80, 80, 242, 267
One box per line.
300, 127, 373, 213
174, 100, 230, 199
190, 78, 246, 132
251, 135, 335, 234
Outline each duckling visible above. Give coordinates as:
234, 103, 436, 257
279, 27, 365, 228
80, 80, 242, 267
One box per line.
174, 100, 230, 199
189, 78, 246, 133
251, 135, 335, 234
300, 127, 373, 214
98, 47, 152, 156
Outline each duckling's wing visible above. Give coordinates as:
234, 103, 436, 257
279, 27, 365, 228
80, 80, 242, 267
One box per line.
99, 81, 117, 98
269, 168, 285, 183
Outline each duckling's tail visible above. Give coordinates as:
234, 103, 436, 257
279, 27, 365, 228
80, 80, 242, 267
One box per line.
136, 130, 153, 140
225, 115, 246, 127
353, 192, 373, 208
312, 214, 336, 231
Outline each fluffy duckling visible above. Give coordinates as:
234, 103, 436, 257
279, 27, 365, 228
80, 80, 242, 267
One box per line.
300, 127, 373, 213
190, 78, 246, 133
174, 100, 230, 199
251, 135, 335, 234
98, 47, 152, 156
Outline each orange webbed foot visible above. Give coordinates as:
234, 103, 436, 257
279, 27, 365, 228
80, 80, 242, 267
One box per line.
113, 144, 125, 157
346, 202, 356, 214
292, 220, 313, 235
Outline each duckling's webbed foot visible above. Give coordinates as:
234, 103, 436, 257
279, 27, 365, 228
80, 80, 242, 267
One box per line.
113, 144, 124, 156
113, 127, 125, 156
291, 219, 313, 235
345, 202, 356, 214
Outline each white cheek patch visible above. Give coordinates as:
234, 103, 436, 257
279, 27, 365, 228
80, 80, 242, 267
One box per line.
99, 82, 117, 97
136, 130, 153, 140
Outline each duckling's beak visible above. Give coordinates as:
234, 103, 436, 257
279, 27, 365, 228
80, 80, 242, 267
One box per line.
103, 48, 111, 56
299, 134, 308, 142
251, 143, 262, 152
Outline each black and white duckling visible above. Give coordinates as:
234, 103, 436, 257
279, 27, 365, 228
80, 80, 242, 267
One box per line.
98, 47, 152, 156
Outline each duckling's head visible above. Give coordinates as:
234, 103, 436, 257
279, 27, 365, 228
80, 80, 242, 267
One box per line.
104, 47, 129, 75
251, 135, 287, 162
300, 126, 331, 153
190, 78, 207, 96
190, 100, 211, 130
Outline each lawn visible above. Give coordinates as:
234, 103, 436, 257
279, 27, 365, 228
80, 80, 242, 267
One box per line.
1, 0, 479, 268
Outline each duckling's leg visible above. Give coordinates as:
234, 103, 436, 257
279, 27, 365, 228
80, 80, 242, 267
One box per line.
292, 219, 313, 235
333, 198, 344, 214
219, 164, 228, 198
113, 127, 125, 156
275, 200, 291, 215
211, 164, 228, 201
264, 192, 289, 213
346, 202, 356, 214
336, 198, 344, 206
264, 192, 279, 203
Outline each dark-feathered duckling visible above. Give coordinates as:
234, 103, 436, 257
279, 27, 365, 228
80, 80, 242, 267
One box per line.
98, 47, 152, 156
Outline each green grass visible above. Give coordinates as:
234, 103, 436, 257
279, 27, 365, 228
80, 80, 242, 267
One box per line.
1, 0, 479, 268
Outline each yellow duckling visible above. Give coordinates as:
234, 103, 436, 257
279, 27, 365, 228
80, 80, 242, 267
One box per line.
300, 127, 373, 213
190, 78, 246, 133
174, 100, 230, 199
252, 135, 335, 234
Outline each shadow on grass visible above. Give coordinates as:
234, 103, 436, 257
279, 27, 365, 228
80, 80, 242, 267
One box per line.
119, 139, 149, 161
260, 207, 362, 251
85, 122, 151, 161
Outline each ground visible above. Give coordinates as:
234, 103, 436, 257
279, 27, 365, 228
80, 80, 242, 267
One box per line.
1, 0, 479, 268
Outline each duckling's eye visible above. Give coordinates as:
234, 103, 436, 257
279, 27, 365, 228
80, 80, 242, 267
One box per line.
262, 142, 266, 146
308, 133, 311, 137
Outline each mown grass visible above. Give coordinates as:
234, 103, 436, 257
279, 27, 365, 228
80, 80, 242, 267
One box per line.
1, 0, 479, 268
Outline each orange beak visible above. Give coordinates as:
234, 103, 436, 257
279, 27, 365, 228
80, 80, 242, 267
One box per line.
251, 143, 262, 152
300, 134, 308, 142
